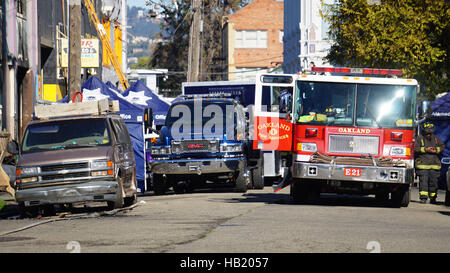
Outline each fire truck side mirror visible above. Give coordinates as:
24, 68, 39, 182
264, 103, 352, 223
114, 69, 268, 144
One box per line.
417, 101, 432, 122
279, 91, 292, 121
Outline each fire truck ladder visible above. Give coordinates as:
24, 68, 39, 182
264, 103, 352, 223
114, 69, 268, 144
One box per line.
84, 0, 130, 90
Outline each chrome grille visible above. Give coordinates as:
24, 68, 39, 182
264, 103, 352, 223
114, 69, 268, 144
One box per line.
42, 172, 90, 181
328, 135, 379, 155
41, 162, 89, 172
40, 162, 90, 182
171, 139, 219, 154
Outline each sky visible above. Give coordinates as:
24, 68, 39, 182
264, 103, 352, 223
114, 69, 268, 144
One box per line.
128, 0, 148, 8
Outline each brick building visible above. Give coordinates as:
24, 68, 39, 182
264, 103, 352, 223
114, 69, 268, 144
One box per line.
222, 0, 284, 81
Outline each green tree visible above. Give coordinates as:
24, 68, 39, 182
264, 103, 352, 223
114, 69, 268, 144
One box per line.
321, 0, 449, 99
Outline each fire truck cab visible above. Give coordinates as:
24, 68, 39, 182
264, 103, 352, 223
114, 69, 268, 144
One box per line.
253, 68, 419, 207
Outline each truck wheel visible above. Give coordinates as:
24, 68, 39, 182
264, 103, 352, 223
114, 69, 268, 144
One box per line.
445, 190, 450, 206
145, 176, 153, 192
19, 203, 39, 218
153, 174, 167, 195
108, 183, 124, 210
391, 185, 410, 208
375, 192, 389, 202
173, 181, 188, 194
292, 181, 308, 204
234, 168, 248, 193
251, 165, 264, 189
292, 181, 320, 204
124, 193, 137, 207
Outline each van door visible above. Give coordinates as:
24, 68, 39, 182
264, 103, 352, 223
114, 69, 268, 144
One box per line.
253, 74, 296, 151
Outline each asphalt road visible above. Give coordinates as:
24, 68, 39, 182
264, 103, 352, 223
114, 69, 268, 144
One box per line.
0, 186, 449, 253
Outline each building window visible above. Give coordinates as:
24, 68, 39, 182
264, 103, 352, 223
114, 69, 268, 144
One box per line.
235, 30, 267, 48
309, 44, 315, 54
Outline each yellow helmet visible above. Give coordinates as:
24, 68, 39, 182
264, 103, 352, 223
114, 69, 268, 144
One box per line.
422, 122, 435, 134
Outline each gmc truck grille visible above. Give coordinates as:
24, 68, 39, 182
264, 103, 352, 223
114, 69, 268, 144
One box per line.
171, 139, 219, 154
328, 135, 379, 155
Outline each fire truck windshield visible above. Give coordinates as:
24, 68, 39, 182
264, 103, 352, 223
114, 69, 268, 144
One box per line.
295, 81, 416, 129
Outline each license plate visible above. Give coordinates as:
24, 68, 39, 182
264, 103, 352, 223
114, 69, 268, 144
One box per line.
344, 168, 361, 177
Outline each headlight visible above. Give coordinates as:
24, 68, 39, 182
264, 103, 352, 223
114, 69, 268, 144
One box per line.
19, 167, 40, 175
220, 144, 243, 153
151, 146, 171, 155
297, 143, 317, 152
91, 160, 113, 169
390, 147, 409, 157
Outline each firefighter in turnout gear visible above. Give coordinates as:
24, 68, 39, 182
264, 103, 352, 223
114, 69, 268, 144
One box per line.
414, 122, 445, 204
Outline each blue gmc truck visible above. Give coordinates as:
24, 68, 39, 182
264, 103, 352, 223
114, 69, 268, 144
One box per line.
148, 81, 265, 194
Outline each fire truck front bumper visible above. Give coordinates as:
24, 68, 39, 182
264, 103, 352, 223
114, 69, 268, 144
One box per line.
292, 162, 414, 184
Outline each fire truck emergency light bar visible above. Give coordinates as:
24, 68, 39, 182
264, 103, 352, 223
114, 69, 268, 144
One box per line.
310, 66, 403, 76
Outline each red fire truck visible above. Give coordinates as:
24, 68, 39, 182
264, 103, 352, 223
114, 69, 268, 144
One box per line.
253, 68, 420, 207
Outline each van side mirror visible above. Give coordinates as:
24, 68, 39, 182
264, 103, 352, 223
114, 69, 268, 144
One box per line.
144, 108, 153, 130
7, 141, 19, 155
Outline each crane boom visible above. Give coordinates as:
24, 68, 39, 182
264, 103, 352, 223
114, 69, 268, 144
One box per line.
84, 0, 129, 90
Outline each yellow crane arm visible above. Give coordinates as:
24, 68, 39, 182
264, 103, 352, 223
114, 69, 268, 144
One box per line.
84, 0, 129, 90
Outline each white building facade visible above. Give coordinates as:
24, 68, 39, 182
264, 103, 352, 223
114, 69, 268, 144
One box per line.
282, 0, 334, 74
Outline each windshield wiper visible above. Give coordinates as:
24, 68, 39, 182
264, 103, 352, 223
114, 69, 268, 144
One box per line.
64, 143, 98, 149
24, 147, 48, 153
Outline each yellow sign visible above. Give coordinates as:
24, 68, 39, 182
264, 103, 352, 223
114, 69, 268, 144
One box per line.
60, 38, 100, 68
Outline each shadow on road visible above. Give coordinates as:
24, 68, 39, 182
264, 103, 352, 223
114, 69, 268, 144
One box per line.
224, 191, 402, 208
0, 202, 120, 220
438, 211, 450, 216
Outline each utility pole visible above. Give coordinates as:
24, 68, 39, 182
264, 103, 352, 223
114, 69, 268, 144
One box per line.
187, 0, 201, 82
68, 0, 81, 100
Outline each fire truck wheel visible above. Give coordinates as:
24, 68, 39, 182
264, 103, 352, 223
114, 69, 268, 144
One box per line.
19, 203, 39, 218
375, 192, 389, 202
292, 181, 308, 204
391, 185, 410, 208
107, 183, 124, 210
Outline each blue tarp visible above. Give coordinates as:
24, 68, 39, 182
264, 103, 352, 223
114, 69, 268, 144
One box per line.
430, 92, 450, 188
80, 77, 146, 192
123, 80, 170, 126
